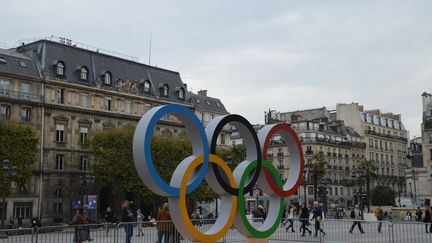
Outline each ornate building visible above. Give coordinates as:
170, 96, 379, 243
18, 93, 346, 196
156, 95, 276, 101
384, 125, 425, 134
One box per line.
0, 37, 228, 224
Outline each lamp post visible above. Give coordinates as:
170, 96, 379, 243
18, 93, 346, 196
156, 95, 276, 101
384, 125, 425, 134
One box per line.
79, 173, 96, 210
1, 159, 17, 228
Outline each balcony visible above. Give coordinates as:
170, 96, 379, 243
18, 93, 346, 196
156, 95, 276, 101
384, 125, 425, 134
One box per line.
341, 179, 355, 186
267, 154, 273, 159
305, 149, 313, 155
365, 130, 408, 142
299, 137, 366, 148
277, 152, 284, 158
0, 90, 44, 103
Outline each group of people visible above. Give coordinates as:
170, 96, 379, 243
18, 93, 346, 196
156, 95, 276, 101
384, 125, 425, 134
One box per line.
282, 201, 326, 237
413, 206, 432, 233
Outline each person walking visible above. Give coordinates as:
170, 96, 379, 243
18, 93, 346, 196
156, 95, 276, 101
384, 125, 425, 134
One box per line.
424, 206, 431, 233
375, 205, 384, 233
156, 203, 173, 243
311, 201, 326, 237
191, 208, 202, 227
285, 205, 295, 232
103, 206, 113, 236
349, 205, 365, 234
121, 199, 134, 243
299, 203, 312, 237
416, 207, 423, 222
71, 208, 89, 243
136, 209, 145, 237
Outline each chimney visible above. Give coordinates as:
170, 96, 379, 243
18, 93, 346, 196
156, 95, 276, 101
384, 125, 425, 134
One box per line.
198, 89, 207, 97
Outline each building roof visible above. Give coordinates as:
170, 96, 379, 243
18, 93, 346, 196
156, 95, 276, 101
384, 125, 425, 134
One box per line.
0, 48, 40, 78
279, 107, 331, 123
0, 38, 229, 114
189, 92, 228, 114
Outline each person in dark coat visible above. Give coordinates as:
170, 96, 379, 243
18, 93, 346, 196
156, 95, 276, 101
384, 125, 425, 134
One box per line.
104, 206, 113, 236
121, 200, 134, 243
311, 201, 326, 237
299, 203, 312, 237
416, 207, 423, 222
424, 206, 431, 233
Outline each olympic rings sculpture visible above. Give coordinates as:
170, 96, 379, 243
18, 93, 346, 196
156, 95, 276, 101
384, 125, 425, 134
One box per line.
133, 104, 304, 242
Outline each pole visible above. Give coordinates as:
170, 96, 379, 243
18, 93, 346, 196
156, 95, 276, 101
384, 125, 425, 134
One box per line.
413, 169, 417, 203
366, 172, 370, 213
313, 164, 317, 201
38, 82, 45, 219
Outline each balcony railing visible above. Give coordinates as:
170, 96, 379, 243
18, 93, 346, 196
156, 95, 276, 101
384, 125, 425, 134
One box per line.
277, 152, 284, 157
0, 90, 44, 103
365, 130, 408, 142
300, 137, 366, 148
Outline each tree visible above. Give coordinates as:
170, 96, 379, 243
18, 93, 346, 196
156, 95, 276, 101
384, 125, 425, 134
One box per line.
358, 160, 378, 212
312, 153, 327, 201
0, 120, 38, 226
372, 185, 395, 206
90, 126, 218, 213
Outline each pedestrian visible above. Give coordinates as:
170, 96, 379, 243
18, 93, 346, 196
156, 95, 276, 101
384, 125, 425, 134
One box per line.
416, 207, 423, 222
375, 205, 384, 233
136, 209, 145, 237
191, 208, 202, 226
285, 205, 295, 232
71, 208, 89, 243
349, 205, 365, 234
255, 205, 266, 222
156, 203, 173, 243
121, 199, 134, 243
311, 201, 326, 237
424, 206, 431, 233
8, 216, 15, 229
299, 203, 312, 237
104, 206, 113, 236
405, 211, 412, 221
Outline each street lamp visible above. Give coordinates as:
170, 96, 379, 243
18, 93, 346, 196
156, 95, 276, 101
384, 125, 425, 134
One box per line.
1, 159, 17, 228
78, 173, 96, 210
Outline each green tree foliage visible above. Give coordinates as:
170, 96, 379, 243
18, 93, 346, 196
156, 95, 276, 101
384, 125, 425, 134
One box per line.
90, 126, 218, 211
358, 160, 378, 178
0, 120, 38, 192
372, 185, 395, 206
312, 153, 327, 180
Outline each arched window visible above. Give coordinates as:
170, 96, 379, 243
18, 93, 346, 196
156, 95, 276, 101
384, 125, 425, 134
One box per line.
53, 189, 63, 214
143, 80, 150, 93
80, 67, 88, 81
56, 62, 65, 76
104, 72, 112, 85
178, 88, 185, 100
162, 84, 169, 97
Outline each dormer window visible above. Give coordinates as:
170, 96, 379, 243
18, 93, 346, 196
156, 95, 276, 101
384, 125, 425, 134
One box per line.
161, 84, 169, 97
178, 87, 185, 100
216, 102, 221, 108
104, 72, 112, 85
206, 100, 211, 106
56, 61, 65, 77
196, 98, 200, 104
79, 67, 88, 81
143, 80, 151, 93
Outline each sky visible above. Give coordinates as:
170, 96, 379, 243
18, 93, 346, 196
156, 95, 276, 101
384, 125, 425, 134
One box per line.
2, 0, 431, 137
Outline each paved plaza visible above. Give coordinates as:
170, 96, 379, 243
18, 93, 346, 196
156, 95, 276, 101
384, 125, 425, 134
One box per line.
1, 220, 432, 243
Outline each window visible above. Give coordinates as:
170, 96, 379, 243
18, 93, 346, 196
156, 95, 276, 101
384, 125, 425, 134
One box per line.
178, 88, 185, 100
79, 67, 88, 81
80, 156, 89, 171
20, 82, 30, 99
329, 187, 333, 196
162, 84, 169, 97
143, 80, 150, 93
19, 61, 26, 68
21, 107, 31, 122
206, 100, 211, 106
80, 93, 88, 107
216, 102, 221, 108
335, 187, 338, 196
55, 154, 64, 170
0, 79, 10, 96
0, 105, 10, 119
104, 72, 111, 85
125, 101, 131, 114
53, 189, 63, 214
56, 62, 65, 77
196, 98, 201, 104
220, 134, 226, 145
144, 104, 151, 113
57, 88, 65, 104
56, 124, 65, 142
80, 127, 88, 144
340, 187, 344, 195
105, 97, 112, 111
0, 57, 6, 64
13, 202, 33, 218
307, 186, 313, 195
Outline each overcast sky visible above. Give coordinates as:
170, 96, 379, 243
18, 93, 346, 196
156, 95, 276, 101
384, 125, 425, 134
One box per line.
2, 0, 431, 137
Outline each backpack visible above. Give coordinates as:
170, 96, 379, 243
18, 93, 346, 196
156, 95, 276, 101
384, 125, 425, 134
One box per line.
375, 208, 382, 218
350, 210, 355, 219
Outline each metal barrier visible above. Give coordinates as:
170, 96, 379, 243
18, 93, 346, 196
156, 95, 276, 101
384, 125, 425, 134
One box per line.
0, 219, 431, 242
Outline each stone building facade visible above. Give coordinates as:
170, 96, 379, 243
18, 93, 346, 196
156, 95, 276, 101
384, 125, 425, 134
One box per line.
0, 38, 228, 224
